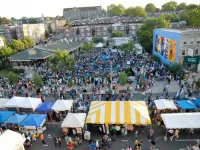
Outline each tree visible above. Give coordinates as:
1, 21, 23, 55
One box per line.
92, 35, 104, 43
28, 18, 37, 24
32, 73, 43, 88
120, 40, 137, 56
125, 6, 147, 17
162, 1, 178, 11
111, 31, 123, 37
187, 4, 199, 10
164, 14, 180, 22
0, 46, 14, 57
23, 36, 34, 48
137, 17, 169, 54
68, 78, 74, 88
145, 3, 157, 12
45, 30, 49, 39
107, 4, 125, 16
64, 20, 71, 27
0, 17, 11, 25
11, 39, 25, 51
183, 8, 200, 27
119, 72, 127, 89
168, 63, 184, 76
81, 41, 95, 53
8, 71, 18, 85
176, 3, 187, 10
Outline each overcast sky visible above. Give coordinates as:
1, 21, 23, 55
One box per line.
0, 0, 199, 19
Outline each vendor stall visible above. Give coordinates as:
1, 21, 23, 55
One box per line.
51, 100, 73, 112
0, 111, 15, 124
176, 100, 197, 110
0, 129, 26, 150
4, 96, 26, 109
192, 99, 200, 107
0, 98, 9, 110
6, 114, 28, 130
154, 99, 177, 110
161, 113, 200, 129
18, 97, 42, 112
36, 102, 54, 121
86, 101, 151, 125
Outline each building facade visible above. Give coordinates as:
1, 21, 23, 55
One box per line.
153, 28, 200, 72
63, 6, 102, 20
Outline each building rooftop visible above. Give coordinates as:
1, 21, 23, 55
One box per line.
64, 6, 101, 12
156, 28, 200, 34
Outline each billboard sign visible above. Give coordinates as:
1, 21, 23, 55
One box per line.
0, 37, 4, 47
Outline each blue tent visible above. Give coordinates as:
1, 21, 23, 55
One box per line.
0, 111, 15, 124
20, 114, 47, 127
176, 100, 197, 110
7, 114, 28, 124
36, 102, 54, 112
101, 55, 110, 60
192, 99, 200, 107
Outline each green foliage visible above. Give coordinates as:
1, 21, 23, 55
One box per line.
0, 17, 11, 25
164, 14, 180, 22
28, 18, 37, 24
107, 4, 125, 16
23, 36, 34, 48
11, 39, 25, 51
111, 31, 123, 37
176, 3, 187, 10
0, 46, 14, 57
92, 35, 104, 43
8, 68, 25, 74
152, 55, 160, 62
119, 72, 128, 87
8, 71, 18, 85
45, 30, 49, 39
68, 78, 74, 88
49, 50, 75, 72
186, 4, 199, 10
125, 6, 147, 17
145, 3, 157, 12
32, 73, 43, 87
182, 8, 200, 27
136, 17, 169, 54
64, 20, 71, 27
168, 63, 184, 75
81, 41, 95, 53
120, 40, 136, 55
162, 1, 177, 11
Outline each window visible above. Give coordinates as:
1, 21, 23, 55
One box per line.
195, 49, 199, 55
120, 26, 124, 30
197, 41, 200, 44
182, 50, 185, 55
183, 41, 187, 44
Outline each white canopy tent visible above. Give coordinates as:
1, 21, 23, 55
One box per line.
4, 96, 26, 108
95, 43, 103, 48
161, 113, 200, 129
154, 99, 177, 110
61, 113, 86, 128
0, 129, 26, 150
0, 98, 10, 108
51, 100, 73, 112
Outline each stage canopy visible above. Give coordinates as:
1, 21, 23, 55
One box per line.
36, 102, 55, 112
86, 101, 151, 125
20, 114, 47, 127
61, 113, 86, 128
192, 99, 200, 107
176, 100, 197, 110
95, 43, 103, 48
0, 130, 25, 150
0, 98, 10, 108
7, 114, 28, 124
154, 99, 177, 110
51, 100, 73, 112
0, 111, 15, 124
161, 113, 200, 129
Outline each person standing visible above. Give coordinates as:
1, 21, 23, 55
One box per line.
40, 133, 46, 145
57, 137, 62, 147
175, 129, 179, 140
52, 135, 57, 147
168, 129, 174, 141
150, 139, 156, 150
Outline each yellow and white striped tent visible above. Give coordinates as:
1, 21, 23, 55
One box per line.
86, 101, 151, 125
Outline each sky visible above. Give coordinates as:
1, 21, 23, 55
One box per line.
0, 0, 199, 19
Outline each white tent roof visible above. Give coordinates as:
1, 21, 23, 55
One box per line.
0, 98, 10, 108
4, 96, 26, 108
18, 97, 42, 110
0, 130, 25, 150
51, 100, 73, 111
161, 113, 200, 129
154, 99, 177, 110
95, 43, 103, 48
61, 113, 86, 128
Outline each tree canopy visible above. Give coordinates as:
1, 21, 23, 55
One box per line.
92, 35, 104, 43
145, 3, 157, 12
137, 17, 169, 54
32, 73, 43, 88
120, 40, 137, 55
182, 8, 200, 27
111, 31, 123, 37
176, 3, 187, 10
125, 6, 147, 17
162, 1, 178, 11
81, 41, 95, 53
119, 72, 127, 87
0, 46, 14, 57
164, 14, 180, 22
0, 17, 11, 25
107, 4, 125, 16
8, 71, 18, 85
64, 20, 71, 27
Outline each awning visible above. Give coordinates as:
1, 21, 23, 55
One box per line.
7, 114, 28, 124
36, 102, 55, 112
86, 101, 151, 125
0, 98, 10, 108
51, 100, 73, 111
20, 114, 47, 127
192, 99, 200, 107
61, 113, 86, 128
154, 99, 177, 110
176, 100, 197, 110
0, 111, 15, 124
161, 113, 200, 129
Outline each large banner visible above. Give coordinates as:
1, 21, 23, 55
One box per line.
155, 35, 176, 63
0, 37, 4, 47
